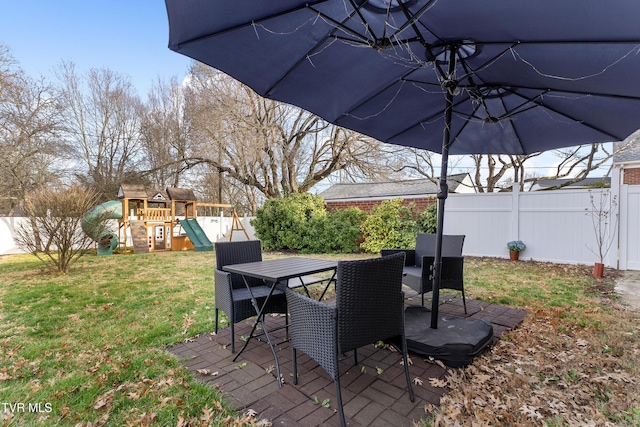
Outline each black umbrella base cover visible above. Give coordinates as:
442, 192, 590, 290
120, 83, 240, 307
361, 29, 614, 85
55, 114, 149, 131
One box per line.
405, 306, 494, 368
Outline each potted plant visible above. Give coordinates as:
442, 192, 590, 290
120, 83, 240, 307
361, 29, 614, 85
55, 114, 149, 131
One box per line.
507, 240, 526, 261
585, 189, 618, 278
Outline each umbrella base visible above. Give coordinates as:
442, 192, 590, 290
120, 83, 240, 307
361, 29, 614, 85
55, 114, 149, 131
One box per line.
405, 306, 494, 368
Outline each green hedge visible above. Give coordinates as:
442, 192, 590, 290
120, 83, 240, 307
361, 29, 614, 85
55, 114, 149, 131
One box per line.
360, 199, 417, 253
252, 194, 437, 254
251, 193, 364, 253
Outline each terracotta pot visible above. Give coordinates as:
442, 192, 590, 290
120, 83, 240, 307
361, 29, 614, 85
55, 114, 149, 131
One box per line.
593, 262, 604, 278
509, 250, 520, 261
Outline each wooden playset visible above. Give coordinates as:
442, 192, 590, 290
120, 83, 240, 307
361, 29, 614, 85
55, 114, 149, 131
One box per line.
111, 184, 248, 254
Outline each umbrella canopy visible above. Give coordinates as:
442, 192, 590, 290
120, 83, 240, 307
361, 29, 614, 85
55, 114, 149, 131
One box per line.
165, 0, 640, 328
166, 0, 640, 155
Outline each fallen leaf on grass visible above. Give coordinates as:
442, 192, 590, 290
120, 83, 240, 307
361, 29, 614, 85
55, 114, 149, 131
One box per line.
182, 314, 195, 334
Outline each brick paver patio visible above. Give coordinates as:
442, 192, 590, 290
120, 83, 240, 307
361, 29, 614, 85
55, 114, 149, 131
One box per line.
168, 295, 528, 426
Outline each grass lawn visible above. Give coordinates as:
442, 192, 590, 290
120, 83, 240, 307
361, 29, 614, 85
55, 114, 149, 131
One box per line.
1, 251, 639, 426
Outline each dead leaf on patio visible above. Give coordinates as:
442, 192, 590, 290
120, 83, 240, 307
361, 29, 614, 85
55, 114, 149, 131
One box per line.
196, 369, 211, 375
413, 377, 423, 386
429, 378, 447, 388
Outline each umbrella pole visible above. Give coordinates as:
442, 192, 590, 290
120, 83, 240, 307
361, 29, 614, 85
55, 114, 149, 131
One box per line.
431, 46, 456, 329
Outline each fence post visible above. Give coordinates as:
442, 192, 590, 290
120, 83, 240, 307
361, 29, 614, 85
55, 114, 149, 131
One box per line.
511, 183, 520, 241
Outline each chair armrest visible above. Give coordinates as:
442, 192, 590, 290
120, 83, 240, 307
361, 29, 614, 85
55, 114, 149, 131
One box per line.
285, 288, 339, 379
381, 249, 415, 266
214, 269, 233, 309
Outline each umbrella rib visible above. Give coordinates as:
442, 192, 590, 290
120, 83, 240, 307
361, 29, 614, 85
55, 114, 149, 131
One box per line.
505, 88, 622, 140
265, 2, 433, 98
347, 0, 381, 41
394, 0, 439, 38
496, 84, 640, 102
170, 0, 331, 49
333, 67, 431, 125
264, 5, 374, 97
382, 94, 471, 142
308, 4, 377, 46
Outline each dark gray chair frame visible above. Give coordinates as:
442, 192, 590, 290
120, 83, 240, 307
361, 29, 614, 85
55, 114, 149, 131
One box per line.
214, 240, 288, 353
382, 234, 467, 313
285, 253, 414, 427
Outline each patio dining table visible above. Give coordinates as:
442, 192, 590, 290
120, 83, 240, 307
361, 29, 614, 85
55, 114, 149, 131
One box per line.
222, 257, 338, 387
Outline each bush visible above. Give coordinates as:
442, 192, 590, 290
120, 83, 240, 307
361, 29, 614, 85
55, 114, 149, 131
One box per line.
360, 199, 417, 253
416, 200, 438, 233
303, 207, 366, 253
251, 193, 326, 250
14, 185, 105, 273
252, 194, 365, 253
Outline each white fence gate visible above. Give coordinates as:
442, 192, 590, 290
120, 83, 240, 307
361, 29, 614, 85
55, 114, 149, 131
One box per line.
619, 185, 640, 270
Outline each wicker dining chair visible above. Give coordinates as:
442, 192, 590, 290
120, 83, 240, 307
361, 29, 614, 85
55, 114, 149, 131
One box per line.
382, 234, 467, 312
214, 240, 287, 352
285, 252, 414, 427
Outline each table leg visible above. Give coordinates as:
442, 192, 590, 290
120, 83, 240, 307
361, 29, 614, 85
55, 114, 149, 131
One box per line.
318, 270, 338, 301
232, 277, 284, 388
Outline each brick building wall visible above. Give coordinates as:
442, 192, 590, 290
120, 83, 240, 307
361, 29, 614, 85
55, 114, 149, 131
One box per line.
326, 197, 436, 213
623, 167, 640, 185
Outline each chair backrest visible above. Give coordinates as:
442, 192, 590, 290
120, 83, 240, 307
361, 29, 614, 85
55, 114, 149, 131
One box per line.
214, 240, 263, 288
336, 252, 406, 353
414, 234, 465, 266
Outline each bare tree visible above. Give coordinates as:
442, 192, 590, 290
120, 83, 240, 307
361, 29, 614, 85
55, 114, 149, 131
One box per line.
55, 61, 146, 200
15, 185, 105, 273
139, 77, 192, 188
0, 47, 64, 215
183, 64, 391, 200
529, 144, 613, 189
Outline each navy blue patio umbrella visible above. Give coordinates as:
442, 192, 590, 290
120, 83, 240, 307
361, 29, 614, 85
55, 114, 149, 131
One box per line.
165, 0, 640, 328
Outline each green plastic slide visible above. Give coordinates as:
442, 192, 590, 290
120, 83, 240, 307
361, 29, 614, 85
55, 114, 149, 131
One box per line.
179, 218, 213, 251
81, 200, 123, 255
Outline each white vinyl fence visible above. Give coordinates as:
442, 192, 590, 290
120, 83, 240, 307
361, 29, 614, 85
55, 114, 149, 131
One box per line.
618, 184, 640, 270
2, 188, 633, 270
443, 188, 619, 268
